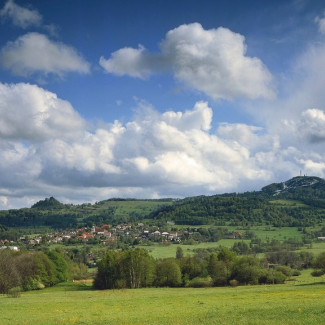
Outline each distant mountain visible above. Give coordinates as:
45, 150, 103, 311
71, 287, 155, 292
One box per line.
31, 197, 64, 209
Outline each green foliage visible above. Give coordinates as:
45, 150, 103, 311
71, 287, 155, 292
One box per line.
208, 254, 228, 286
93, 250, 121, 289
186, 276, 213, 287
7, 286, 21, 298
33, 252, 58, 287
260, 269, 287, 284
68, 262, 91, 280
46, 251, 69, 283
123, 248, 156, 288
0, 250, 21, 293
155, 259, 182, 287
179, 256, 205, 282
231, 256, 261, 285
311, 269, 325, 277
176, 246, 183, 259
229, 279, 239, 287
312, 252, 325, 277
94, 248, 156, 289
0, 249, 69, 294
266, 250, 313, 269
149, 176, 325, 227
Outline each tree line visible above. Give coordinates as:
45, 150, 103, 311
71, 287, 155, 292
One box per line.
94, 247, 298, 290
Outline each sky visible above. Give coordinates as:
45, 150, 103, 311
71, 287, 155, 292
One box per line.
1, 0, 325, 209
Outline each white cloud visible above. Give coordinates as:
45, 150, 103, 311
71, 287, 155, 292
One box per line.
99, 45, 156, 79
0, 33, 90, 77
0, 82, 85, 141
299, 158, 325, 176
1, 82, 324, 209
161, 101, 212, 131
0, 86, 280, 207
0, 0, 42, 29
217, 123, 264, 149
100, 23, 274, 100
300, 108, 325, 143
315, 11, 325, 35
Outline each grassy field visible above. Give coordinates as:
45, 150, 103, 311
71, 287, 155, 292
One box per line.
141, 240, 251, 259
91, 199, 173, 220
0, 271, 324, 325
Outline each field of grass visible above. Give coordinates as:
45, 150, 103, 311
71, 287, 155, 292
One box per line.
92, 199, 173, 219
297, 241, 325, 255
141, 240, 253, 259
1, 271, 324, 325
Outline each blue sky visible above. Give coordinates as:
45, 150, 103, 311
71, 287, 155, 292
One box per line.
1, 0, 325, 208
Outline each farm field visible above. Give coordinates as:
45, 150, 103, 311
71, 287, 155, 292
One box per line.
141, 239, 325, 259
141, 240, 251, 259
0, 271, 324, 325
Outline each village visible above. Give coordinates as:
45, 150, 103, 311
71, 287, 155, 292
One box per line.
0, 223, 244, 250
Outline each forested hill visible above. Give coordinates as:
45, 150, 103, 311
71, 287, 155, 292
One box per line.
149, 176, 325, 227
0, 176, 325, 228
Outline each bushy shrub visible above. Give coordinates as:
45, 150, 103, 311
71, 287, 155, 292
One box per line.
229, 279, 238, 287
275, 266, 292, 277
7, 286, 21, 298
187, 276, 213, 288
311, 269, 325, 277
23, 277, 45, 291
266, 270, 287, 284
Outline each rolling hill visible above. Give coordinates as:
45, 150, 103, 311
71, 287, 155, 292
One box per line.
0, 176, 324, 229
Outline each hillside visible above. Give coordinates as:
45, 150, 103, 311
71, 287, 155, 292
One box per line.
0, 176, 325, 229
149, 176, 325, 227
0, 198, 174, 229
261, 176, 325, 198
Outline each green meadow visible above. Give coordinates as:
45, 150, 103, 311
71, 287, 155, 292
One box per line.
0, 271, 324, 325
141, 241, 251, 259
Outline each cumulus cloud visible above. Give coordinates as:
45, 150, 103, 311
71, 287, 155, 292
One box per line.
0, 33, 90, 77
0, 0, 42, 29
99, 45, 159, 79
300, 108, 325, 143
100, 23, 274, 100
0, 82, 85, 140
2, 81, 324, 209
0, 84, 282, 208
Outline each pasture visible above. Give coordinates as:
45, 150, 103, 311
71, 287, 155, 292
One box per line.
1, 271, 324, 325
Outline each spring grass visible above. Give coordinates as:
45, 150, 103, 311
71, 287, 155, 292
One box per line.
0, 272, 324, 325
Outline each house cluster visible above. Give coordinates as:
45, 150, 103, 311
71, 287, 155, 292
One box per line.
46, 224, 113, 244
2, 222, 246, 248
0, 238, 19, 251
13, 223, 184, 246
